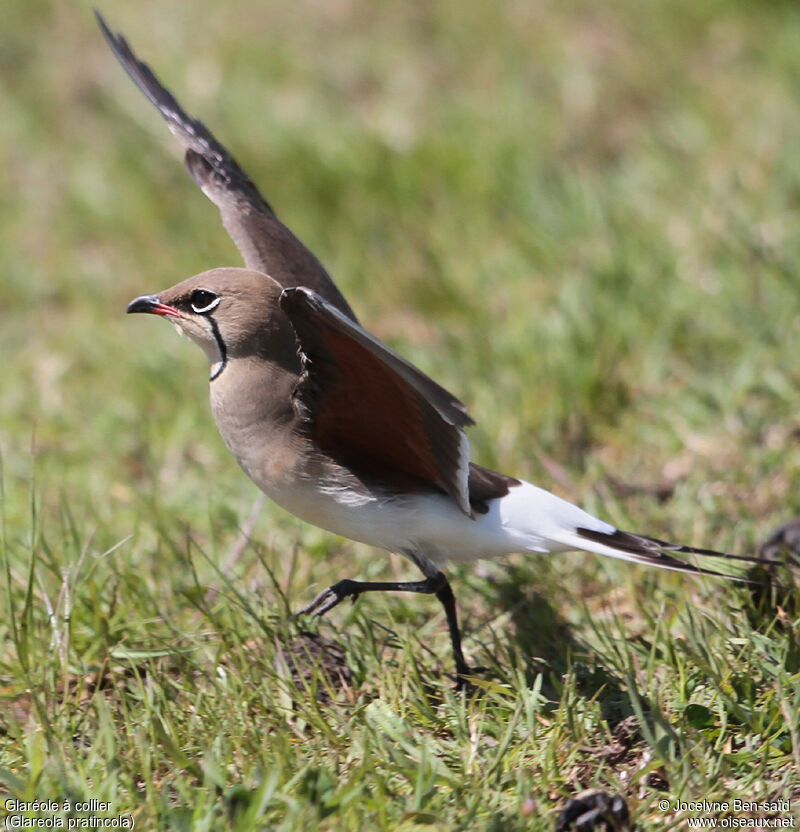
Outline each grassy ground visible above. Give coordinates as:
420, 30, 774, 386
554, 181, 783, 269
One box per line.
2, 0, 800, 828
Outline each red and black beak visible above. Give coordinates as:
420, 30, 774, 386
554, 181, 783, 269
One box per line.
126, 294, 182, 318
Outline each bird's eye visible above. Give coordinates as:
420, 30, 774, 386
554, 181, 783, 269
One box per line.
190, 289, 221, 314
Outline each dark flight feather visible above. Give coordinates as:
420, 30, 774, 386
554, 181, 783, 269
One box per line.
280, 287, 475, 516
577, 527, 779, 583
96, 11, 356, 319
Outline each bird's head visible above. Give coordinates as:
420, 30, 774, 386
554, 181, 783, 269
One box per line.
127, 267, 296, 379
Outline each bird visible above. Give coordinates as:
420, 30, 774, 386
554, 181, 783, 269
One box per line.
101, 14, 782, 684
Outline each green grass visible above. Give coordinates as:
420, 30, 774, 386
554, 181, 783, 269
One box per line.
2, 0, 800, 828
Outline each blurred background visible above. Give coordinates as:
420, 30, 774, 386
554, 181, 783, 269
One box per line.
3, 0, 799, 547
2, 0, 800, 625
2, 0, 800, 820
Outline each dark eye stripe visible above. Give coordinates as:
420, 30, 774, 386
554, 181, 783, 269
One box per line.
190, 289, 221, 314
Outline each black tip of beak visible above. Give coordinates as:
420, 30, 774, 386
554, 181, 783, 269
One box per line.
127, 294, 160, 314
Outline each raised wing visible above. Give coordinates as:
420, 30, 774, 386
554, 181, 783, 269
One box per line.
96, 12, 356, 319
279, 287, 475, 517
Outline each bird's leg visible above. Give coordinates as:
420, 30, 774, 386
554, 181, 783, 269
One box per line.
297, 570, 473, 687
431, 574, 472, 687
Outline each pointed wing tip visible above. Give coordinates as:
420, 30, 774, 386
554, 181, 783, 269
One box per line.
95, 9, 123, 52
95, 10, 168, 112
576, 526, 782, 585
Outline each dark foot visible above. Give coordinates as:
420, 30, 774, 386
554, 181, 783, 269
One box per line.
294, 572, 471, 685
295, 579, 364, 618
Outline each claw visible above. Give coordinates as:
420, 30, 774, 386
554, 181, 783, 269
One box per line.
291, 573, 469, 683
295, 582, 353, 619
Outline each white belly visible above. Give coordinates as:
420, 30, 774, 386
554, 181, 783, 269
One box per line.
263, 477, 616, 566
